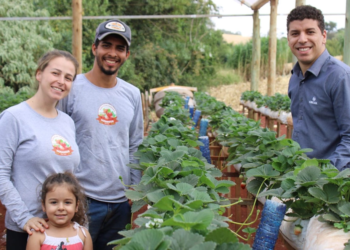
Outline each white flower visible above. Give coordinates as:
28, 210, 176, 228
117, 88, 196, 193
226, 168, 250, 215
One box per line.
145, 221, 155, 228
154, 218, 163, 223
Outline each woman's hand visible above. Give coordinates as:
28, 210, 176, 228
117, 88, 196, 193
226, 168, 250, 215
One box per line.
23, 217, 49, 235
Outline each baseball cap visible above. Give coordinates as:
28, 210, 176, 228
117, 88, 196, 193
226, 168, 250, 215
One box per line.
95, 20, 131, 46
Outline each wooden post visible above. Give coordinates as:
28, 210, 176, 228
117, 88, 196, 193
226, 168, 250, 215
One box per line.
267, 0, 278, 96
292, 0, 306, 65
251, 10, 261, 91
344, 0, 350, 66
296, 0, 306, 5
72, 0, 82, 74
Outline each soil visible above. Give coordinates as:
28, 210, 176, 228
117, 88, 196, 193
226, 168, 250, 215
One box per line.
208, 75, 291, 112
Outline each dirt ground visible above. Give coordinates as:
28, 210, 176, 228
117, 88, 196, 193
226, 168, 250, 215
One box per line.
208, 74, 291, 112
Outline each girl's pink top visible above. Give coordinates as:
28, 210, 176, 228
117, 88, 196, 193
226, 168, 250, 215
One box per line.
40, 222, 86, 250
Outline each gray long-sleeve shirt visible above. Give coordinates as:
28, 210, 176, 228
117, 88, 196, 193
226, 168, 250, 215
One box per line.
59, 74, 143, 203
0, 102, 80, 232
288, 49, 350, 170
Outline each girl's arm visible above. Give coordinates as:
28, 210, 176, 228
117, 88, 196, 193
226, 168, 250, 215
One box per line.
83, 229, 93, 250
26, 230, 44, 250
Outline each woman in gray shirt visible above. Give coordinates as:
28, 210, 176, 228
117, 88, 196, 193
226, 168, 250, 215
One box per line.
0, 50, 81, 250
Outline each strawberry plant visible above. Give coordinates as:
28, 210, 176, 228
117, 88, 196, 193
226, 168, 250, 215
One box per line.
109, 92, 255, 250
197, 91, 350, 248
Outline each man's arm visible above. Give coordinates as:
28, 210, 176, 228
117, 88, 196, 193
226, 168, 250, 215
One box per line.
329, 72, 350, 170
129, 90, 144, 185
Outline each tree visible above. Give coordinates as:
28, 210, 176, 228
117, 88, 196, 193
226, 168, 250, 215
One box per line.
325, 21, 337, 40
32, 0, 225, 90
0, 0, 60, 92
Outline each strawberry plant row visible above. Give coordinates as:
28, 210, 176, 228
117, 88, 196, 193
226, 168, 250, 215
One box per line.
194, 91, 350, 249
109, 91, 254, 250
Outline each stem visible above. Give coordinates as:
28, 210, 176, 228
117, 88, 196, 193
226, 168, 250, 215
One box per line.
220, 198, 244, 208
236, 178, 266, 233
228, 209, 261, 226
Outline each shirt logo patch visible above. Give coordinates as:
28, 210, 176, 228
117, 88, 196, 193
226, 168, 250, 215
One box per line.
52, 135, 73, 156
105, 22, 125, 32
96, 104, 118, 125
309, 96, 318, 105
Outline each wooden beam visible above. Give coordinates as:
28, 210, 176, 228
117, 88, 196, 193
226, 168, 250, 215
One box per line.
251, 0, 270, 11
344, 0, 350, 65
251, 10, 260, 91
267, 0, 278, 96
72, 0, 82, 74
296, 0, 306, 6
237, 0, 251, 8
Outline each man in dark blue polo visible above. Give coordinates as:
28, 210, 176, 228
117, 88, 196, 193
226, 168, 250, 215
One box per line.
287, 5, 350, 170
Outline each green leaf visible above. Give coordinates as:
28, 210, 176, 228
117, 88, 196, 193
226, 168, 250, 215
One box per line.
200, 175, 216, 189
182, 160, 199, 168
189, 242, 216, 250
242, 162, 261, 169
242, 227, 257, 233
107, 236, 131, 246
322, 213, 341, 222
185, 200, 203, 209
215, 180, 236, 188
258, 188, 284, 198
339, 203, 350, 216
175, 183, 194, 195
170, 229, 205, 250
162, 210, 214, 230
295, 166, 321, 186
308, 183, 340, 204
215, 186, 230, 194
125, 229, 164, 250
333, 168, 350, 179
294, 159, 319, 175
190, 190, 214, 203
125, 190, 145, 201
121, 241, 144, 249
204, 227, 238, 244
215, 242, 251, 250
146, 189, 165, 203
155, 134, 168, 142
153, 196, 175, 211
246, 164, 280, 178
177, 174, 199, 186
168, 138, 180, 148
247, 178, 265, 195
281, 179, 295, 191
131, 199, 147, 213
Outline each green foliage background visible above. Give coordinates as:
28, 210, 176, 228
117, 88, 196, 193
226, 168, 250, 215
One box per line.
0, 0, 346, 111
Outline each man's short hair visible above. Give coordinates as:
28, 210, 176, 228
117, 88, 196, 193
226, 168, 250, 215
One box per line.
287, 5, 325, 33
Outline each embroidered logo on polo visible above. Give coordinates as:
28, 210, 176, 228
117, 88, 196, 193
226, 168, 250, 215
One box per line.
309, 96, 318, 105
52, 135, 73, 156
96, 104, 118, 125
105, 21, 125, 32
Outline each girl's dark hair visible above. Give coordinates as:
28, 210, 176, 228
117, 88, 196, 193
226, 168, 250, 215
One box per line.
41, 172, 87, 226
287, 5, 325, 33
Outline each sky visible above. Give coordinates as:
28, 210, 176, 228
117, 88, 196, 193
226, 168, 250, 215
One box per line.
211, 0, 347, 38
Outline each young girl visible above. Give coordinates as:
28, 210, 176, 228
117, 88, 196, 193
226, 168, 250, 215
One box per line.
26, 172, 92, 250
0, 50, 80, 250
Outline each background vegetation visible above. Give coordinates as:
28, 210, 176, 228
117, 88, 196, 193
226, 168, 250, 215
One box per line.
0, 0, 346, 111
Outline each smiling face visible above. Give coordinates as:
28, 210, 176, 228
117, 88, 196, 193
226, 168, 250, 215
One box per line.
36, 57, 75, 103
92, 35, 130, 76
288, 18, 327, 74
42, 184, 78, 228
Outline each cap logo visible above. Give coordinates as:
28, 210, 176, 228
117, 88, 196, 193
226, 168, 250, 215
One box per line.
105, 22, 125, 32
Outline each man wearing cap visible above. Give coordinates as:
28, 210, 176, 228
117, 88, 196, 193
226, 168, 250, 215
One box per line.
59, 20, 143, 249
